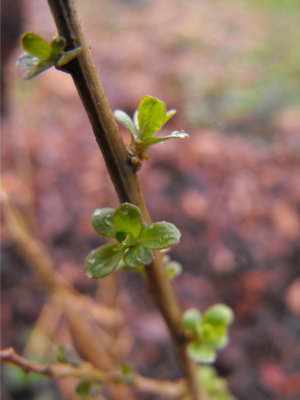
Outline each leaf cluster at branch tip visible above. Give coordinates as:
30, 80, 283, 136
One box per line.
85, 203, 181, 279
182, 304, 234, 364
16, 32, 81, 79
114, 96, 189, 164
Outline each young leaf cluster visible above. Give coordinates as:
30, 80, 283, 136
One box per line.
182, 304, 234, 364
85, 203, 181, 279
198, 366, 235, 400
114, 96, 189, 165
16, 32, 81, 79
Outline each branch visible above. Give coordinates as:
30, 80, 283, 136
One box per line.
46, 1, 201, 398
1, 348, 187, 398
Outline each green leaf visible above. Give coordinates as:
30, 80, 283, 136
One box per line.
182, 309, 202, 332
114, 233, 137, 250
140, 131, 189, 148
164, 109, 177, 124
113, 203, 142, 239
21, 32, 52, 60
22, 60, 54, 80
56, 346, 81, 367
187, 341, 216, 364
75, 380, 104, 398
91, 208, 116, 238
114, 110, 137, 140
50, 36, 66, 54
16, 53, 40, 68
203, 304, 234, 326
56, 47, 81, 67
165, 261, 182, 279
138, 96, 167, 141
139, 222, 181, 250
123, 244, 153, 267
85, 244, 125, 279
121, 363, 135, 384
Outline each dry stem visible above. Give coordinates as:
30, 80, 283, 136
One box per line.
1, 348, 187, 398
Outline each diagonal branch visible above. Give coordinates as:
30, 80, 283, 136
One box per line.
46, 1, 202, 398
1, 348, 187, 398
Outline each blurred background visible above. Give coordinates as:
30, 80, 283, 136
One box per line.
1, 0, 300, 399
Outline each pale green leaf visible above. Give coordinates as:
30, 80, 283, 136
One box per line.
203, 304, 234, 326
182, 309, 202, 332
114, 110, 137, 140
22, 60, 54, 80
138, 96, 166, 141
187, 341, 216, 364
56, 48, 81, 67
50, 36, 66, 54
21, 32, 52, 60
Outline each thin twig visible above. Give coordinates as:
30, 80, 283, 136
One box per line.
46, 1, 201, 398
1, 348, 187, 398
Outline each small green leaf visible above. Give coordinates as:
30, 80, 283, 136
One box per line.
22, 60, 54, 80
113, 233, 137, 250
113, 203, 142, 239
138, 96, 167, 141
85, 244, 125, 279
56, 47, 81, 67
166, 261, 182, 279
164, 109, 177, 124
50, 36, 66, 54
56, 346, 81, 367
114, 110, 137, 140
140, 131, 189, 148
91, 208, 116, 238
121, 363, 135, 384
75, 380, 104, 398
187, 341, 216, 364
139, 222, 181, 250
203, 304, 234, 326
182, 309, 202, 332
16, 53, 40, 68
123, 244, 153, 267
21, 32, 52, 60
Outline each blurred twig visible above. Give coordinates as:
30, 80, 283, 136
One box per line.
1, 348, 187, 398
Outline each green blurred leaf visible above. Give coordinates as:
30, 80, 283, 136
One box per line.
139, 222, 181, 250
56, 47, 81, 67
56, 346, 81, 367
114, 203, 142, 239
182, 309, 202, 332
114, 110, 137, 140
50, 36, 66, 54
165, 260, 182, 279
138, 96, 166, 141
123, 244, 153, 267
203, 304, 234, 326
22, 60, 54, 80
120, 363, 135, 384
140, 131, 189, 148
91, 208, 116, 238
85, 244, 125, 279
187, 341, 216, 364
21, 33, 52, 59
75, 380, 104, 398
